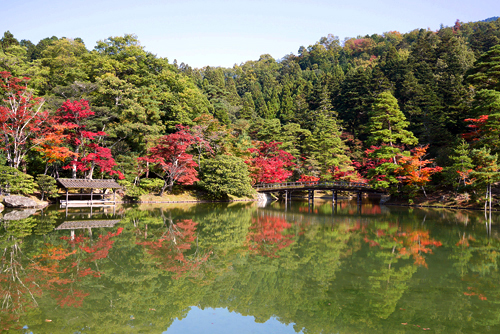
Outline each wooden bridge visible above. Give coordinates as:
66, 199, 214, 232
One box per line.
254, 181, 384, 203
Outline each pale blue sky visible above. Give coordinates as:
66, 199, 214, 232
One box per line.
2, 0, 498, 68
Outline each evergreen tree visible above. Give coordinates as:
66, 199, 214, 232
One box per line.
368, 91, 418, 149
444, 139, 475, 192
304, 112, 351, 179
467, 44, 500, 91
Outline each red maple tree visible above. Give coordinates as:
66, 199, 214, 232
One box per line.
139, 127, 199, 195
246, 141, 295, 184
55, 99, 123, 179
297, 174, 320, 182
0, 72, 51, 168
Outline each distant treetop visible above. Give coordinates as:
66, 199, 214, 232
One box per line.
481, 17, 499, 23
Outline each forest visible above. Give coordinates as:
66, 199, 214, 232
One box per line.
1, 17, 500, 203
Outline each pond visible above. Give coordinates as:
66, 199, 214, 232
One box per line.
1, 199, 499, 333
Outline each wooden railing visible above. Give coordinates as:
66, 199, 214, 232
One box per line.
60, 199, 116, 208
253, 181, 372, 191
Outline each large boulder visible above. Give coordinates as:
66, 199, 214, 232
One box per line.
3, 195, 38, 208
2, 209, 37, 221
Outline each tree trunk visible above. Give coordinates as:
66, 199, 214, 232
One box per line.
87, 162, 94, 179
485, 185, 489, 212
489, 183, 492, 212
160, 179, 168, 196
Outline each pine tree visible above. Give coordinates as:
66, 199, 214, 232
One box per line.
368, 91, 418, 149
305, 112, 351, 179
444, 139, 475, 191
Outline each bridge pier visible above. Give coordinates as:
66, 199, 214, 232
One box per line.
332, 190, 338, 204
308, 189, 314, 202
357, 191, 362, 204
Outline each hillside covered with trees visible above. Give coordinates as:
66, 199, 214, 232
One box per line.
1, 17, 500, 204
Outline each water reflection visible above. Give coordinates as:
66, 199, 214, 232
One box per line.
0, 200, 500, 332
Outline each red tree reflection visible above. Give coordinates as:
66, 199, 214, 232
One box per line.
137, 219, 211, 279
0, 228, 123, 330
363, 224, 442, 268
246, 216, 294, 258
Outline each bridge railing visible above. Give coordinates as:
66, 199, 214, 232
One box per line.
253, 180, 372, 190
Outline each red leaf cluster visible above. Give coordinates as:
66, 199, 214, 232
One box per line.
139, 127, 199, 191
246, 141, 295, 184
246, 216, 294, 258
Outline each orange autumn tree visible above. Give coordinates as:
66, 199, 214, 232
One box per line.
34, 123, 77, 177
395, 145, 442, 198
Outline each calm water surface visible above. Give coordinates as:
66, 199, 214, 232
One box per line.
1, 199, 500, 333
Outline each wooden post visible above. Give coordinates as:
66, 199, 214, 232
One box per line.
113, 189, 116, 203
357, 191, 362, 204
308, 190, 314, 202
90, 188, 93, 204
65, 189, 69, 207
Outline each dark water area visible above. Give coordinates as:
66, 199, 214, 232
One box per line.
1, 199, 500, 333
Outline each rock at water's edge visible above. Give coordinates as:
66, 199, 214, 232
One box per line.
3, 195, 38, 208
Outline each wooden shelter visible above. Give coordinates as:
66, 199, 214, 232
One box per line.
57, 178, 122, 208
56, 219, 121, 239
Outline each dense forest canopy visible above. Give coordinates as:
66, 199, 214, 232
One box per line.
1, 17, 500, 201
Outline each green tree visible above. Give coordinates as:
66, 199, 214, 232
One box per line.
444, 139, 475, 192
467, 44, 500, 91
304, 112, 351, 178
471, 147, 500, 210
368, 91, 418, 149
0, 166, 36, 195
367, 91, 417, 190
35, 174, 58, 201
198, 155, 254, 199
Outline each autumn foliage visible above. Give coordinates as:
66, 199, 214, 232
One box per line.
139, 127, 199, 194
0, 72, 50, 168
297, 174, 320, 182
137, 219, 211, 279
246, 216, 294, 258
246, 141, 295, 184
395, 145, 443, 188
55, 99, 123, 179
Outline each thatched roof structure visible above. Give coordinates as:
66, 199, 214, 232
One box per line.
57, 178, 122, 189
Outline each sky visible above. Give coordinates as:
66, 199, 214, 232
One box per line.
2, 0, 498, 68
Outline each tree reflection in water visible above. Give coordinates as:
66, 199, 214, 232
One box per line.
1, 202, 500, 333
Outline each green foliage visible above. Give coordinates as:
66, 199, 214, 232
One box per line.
2, 21, 500, 196
444, 139, 475, 191
471, 147, 500, 187
118, 180, 146, 199
139, 178, 164, 194
0, 166, 36, 196
368, 91, 418, 148
199, 155, 255, 199
35, 174, 58, 200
